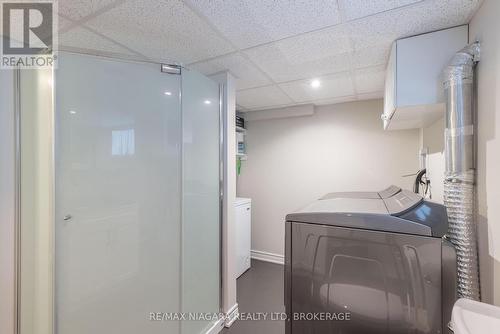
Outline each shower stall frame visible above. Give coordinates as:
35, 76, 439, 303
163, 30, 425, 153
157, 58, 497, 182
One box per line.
9, 52, 226, 334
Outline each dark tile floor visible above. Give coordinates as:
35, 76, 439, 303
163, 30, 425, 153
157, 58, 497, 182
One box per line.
222, 260, 285, 334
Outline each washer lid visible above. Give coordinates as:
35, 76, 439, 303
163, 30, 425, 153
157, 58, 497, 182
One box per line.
286, 188, 438, 237
286, 212, 432, 236
296, 189, 422, 216
297, 198, 388, 215
320, 185, 401, 200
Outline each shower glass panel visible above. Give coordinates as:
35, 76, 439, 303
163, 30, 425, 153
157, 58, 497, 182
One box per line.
18, 52, 222, 334
181, 69, 221, 334
55, 53, 182, 334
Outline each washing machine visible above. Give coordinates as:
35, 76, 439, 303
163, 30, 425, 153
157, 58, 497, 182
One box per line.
284, 186, 456, 334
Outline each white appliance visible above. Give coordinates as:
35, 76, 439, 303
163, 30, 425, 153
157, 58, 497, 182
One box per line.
451, 298, 500, 334
235, 197, 251, 278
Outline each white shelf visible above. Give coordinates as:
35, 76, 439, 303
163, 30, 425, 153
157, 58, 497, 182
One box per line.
236, 153, 247, 160
236, 124, 247, 161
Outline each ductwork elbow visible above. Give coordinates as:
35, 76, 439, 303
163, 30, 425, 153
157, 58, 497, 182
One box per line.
444, 42, 480, 89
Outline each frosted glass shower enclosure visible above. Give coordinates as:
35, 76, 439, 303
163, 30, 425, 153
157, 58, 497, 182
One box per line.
18, 52, 222, 334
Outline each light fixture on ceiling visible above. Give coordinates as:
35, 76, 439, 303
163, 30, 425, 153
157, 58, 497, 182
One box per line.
310, 79, 321, 88
164, 91, 172, 96
204, 100, 211, 105
69, 110, 77, 114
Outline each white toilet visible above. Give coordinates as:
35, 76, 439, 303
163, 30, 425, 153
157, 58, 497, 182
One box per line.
451, 298, 500, 333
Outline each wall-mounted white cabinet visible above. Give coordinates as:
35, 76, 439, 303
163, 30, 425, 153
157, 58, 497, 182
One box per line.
383, 25, 468, 130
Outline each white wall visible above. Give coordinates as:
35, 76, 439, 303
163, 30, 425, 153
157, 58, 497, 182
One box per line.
470, 0, 500, 305
421, 117, 445, 204
238, 99, 420, 257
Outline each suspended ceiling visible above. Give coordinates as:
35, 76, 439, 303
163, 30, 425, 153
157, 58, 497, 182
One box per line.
57, 0, 483, 112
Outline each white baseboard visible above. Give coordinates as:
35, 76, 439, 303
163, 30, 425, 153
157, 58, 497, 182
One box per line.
224, 303, 239, 327
204, 317, 224, 334
251, 250, 284, 265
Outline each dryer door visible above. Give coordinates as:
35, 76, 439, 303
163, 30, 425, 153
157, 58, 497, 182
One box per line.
288, 222, 442, 334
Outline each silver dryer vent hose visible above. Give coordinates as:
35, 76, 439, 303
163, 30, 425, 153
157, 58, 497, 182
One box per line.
443, 42, 481, 300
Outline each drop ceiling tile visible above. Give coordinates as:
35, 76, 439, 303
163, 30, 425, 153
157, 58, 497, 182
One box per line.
245, 47, 351, 83
59, 25, 138, 56
352, 45, 390, 69
354, 65, 386, 94
185, 0, 341, 49
236, 85, 293, 110
58, 0, 120, 22
357, 91, 384, 101
244, 25, 352, 82
345, 0, 482, 50
338, 0, 422, 22
236, 104, 247, 112
279, 71, 354, 103
314, 95, 357, 106
58, 15, 75, 32
82, 0, 235, 64
189, 53, 272, 90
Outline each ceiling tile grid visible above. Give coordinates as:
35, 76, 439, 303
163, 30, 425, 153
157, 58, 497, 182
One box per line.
59, 25, 139, 56
338, 0, 423, 22
189, 52, 272, 90
246, 50, 352, 84
351, 45, 390, 69
313, 95, 358, 106
279, 71, 355, 103
58, 15, 76, 33
353, 65, 386, 94
77, 0, 235, 63
183, 0, 342, 49
55, 0, 484, 111
242, 24, 353, 83
236, 85, 294, 110
344, 0, 482, 51
57, 0, 121, 22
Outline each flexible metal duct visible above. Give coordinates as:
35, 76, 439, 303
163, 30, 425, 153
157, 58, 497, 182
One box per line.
443, 42, 481, 300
